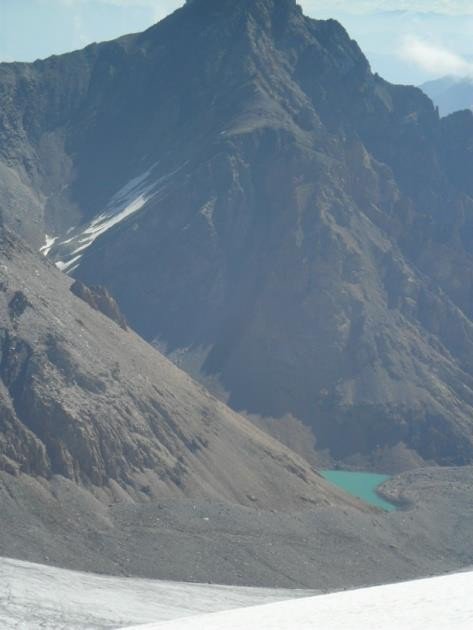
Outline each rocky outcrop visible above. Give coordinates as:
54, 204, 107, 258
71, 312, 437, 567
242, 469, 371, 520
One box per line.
71, 280, 127, 330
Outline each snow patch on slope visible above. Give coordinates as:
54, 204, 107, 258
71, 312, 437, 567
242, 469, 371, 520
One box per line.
123, 570, 473, 630
50, 163, 184, 273
39, 234, 57, 256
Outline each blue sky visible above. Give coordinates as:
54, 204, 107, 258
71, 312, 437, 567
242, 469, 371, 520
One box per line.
1, 1, 472, 85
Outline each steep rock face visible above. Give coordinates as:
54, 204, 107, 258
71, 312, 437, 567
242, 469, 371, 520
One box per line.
0, 227, 359, 511
1, 0, 473, 466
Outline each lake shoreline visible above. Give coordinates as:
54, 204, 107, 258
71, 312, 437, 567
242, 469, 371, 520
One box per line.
321, 470, 398, 511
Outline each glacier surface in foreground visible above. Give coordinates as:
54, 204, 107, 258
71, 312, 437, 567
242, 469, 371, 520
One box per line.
124, 570, 473, 630
1, 556, 471, 629
0, 557, 310, 629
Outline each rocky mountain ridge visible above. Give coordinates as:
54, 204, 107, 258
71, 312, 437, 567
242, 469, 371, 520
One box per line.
1, 0, 473, 467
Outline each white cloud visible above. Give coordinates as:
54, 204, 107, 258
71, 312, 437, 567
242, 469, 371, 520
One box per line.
299, 0, 473, 16
400, 35, 473, 78
44, 1, 473, 18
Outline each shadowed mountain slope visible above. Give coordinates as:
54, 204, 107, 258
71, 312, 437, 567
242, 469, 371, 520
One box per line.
0, 225, 358, 511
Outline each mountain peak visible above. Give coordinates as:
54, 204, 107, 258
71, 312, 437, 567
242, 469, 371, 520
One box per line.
183, 0, 301, 20
185, 0, 298, 8
3, 0, 473, 473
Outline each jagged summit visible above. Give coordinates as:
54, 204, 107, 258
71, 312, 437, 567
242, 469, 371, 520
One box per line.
184, 0, 299, 11
152, 0, 303, 36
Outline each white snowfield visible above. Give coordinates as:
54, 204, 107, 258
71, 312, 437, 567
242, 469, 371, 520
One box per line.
1, 557, 471, 630
123, 570, 473, 630
40, 234, 58, 256
0, 557, 310, 630
52, 162, 185, 273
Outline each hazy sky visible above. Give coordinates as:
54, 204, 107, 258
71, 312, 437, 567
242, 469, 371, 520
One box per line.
1, 0, 472, 85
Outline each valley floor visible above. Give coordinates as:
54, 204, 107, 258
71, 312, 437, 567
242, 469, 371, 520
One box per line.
1, 466, 473, 592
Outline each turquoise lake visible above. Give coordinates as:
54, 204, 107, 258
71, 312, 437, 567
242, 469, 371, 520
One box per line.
321, 470, 396, 512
